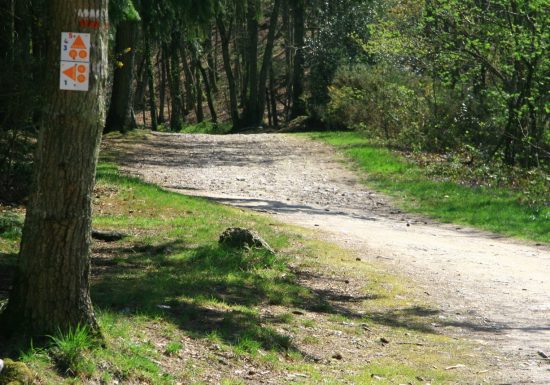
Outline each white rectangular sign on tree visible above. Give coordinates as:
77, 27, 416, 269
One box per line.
59, 32, 90, 91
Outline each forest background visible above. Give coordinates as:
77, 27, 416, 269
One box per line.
1, 0, 549, 206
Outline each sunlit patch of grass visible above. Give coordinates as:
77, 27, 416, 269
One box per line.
308, 131, 550, 244
180, 121, 232, 135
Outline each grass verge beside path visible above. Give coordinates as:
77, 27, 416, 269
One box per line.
0, 156, 491, 384
308, 131, 550, 244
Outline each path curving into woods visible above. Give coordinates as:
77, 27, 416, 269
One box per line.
113, 132, 550, 384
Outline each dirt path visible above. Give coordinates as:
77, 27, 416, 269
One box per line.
114, 132, 550, 384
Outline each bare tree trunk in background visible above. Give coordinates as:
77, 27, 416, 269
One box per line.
168, 33, 184, 131
158, 46, 167, 124
180, 45, 195, 117
290, 0, 306, 119
105, 18, 138, 133
257, 0, 281, 125
269, 65, 279, 127
217, 16, 240, 129
0, 0, 109, 338
242, 0, 260, 128
144, 33, 158, 130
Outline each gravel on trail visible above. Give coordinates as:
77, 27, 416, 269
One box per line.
114, 132, 550, 384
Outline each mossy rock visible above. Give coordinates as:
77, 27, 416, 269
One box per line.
0, 359, 33, 385
219, 227, 275, 254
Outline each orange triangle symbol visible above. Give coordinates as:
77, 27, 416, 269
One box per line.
63, 65, 77, 81
71, 35, 87, 49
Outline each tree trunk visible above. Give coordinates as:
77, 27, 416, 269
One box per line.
198, 62, 218, 123
180, 45, 195, 116
105, 19, 138, 133
144, 34, 158, 130
194, 63, 204, 123
158, 46, 167, 124
0, 0, 109, 338
282, 0, 293, 120
242, 0, 260, 128
168, 33, 184, 131
269, 65, 279, 127
204, 29, 217, 93
290, 0, 306, 119
217, 16, 240, 129
257, 0, 281, 125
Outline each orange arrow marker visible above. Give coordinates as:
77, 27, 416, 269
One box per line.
63, 64, 77, 81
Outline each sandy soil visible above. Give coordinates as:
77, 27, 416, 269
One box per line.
113, 132, 550, 384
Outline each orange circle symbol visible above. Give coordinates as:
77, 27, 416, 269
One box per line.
77, 74, 86, 83
69, 50, 78, 60
79, 50, 88, 59
77, 65, 86, 73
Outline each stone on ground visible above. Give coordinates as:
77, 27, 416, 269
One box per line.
219, 227, 274, 254
0, 358, 32, 385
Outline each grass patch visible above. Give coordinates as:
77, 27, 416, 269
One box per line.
308, 131, 550, 244
157, 121, 232, 135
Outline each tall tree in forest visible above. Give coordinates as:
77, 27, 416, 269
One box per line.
241, 0, 260, 128
257, 0, 282, 124
290, 0, 306, 118
105, 0, 140, 133
0, 0, 109, 337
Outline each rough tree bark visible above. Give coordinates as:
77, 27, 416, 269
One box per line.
0, 0, 109, 338
105, 18, 138, 133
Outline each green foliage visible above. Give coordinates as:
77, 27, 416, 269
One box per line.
0, 212, 23, 240
311, 131, 550, 243
47, 325, 95, 376
180, 121, 232, 134
359, 0, 550, 166
306, 0, 375, 115
164, 341, 183, 356
325, 65, 428, 144
110, 0, 141, 24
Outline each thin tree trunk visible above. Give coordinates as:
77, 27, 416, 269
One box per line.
1, 0, 109, 338
133, 56, 146, 109
269, 65, 279, 127
144, 34, 158, 130
290, 0, 306, 119
198, 62, 217, 123
217, 16, 240, 129
180, 45, 195, 116
282, 0, 293, 120
194, 63, 204, 123
168, 33, 184, 131
205, 29, 217, 93
257, 0, 281, 125
158, 46, 167, 124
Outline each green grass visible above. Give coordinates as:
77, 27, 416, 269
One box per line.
0, 155, 491, 384
308, 131, 550, 244
157, 121, 232, 135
